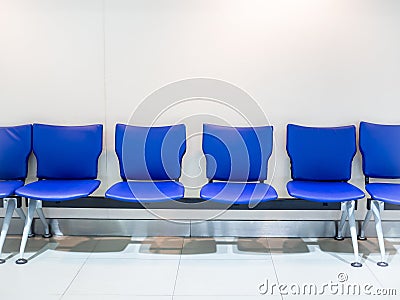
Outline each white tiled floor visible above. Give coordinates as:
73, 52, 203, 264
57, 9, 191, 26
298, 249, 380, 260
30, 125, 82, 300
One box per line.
0, 236, 399, 299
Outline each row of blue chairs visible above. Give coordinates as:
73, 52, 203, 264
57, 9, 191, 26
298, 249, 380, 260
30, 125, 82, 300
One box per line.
0, 122, 399, 267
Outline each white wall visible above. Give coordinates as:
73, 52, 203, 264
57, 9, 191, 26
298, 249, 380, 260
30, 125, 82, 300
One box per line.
1, 0, 400, 220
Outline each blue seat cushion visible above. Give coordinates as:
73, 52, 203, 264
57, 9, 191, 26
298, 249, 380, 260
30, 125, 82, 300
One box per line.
0, 180, 24, 198
200, 182, 278, 204
287, 180, 364, 202
15, 180, 100, 201
105, 181, 184, 202
366, 183, 400, 205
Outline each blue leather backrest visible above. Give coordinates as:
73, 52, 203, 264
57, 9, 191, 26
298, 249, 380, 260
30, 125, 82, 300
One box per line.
0, 125, 32, 180
33, 124, 103, 179
115, 124, 186, 180
287, 124, 356, 181
360, 122, 400, 179
202, 124, 273, 182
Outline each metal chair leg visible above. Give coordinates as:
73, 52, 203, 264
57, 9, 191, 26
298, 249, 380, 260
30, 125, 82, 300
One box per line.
15, 207, 34, 238
359, 208, 372, 240
371, 200, 388, 267
36, 205, 52, 238
14, 207, 25, 220
346, 201, 362, 267
0, 198, 17, 264
16, 199, 38, 265
335, 202, 348, 240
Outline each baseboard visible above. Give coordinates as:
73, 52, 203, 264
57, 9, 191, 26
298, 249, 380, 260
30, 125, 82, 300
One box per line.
2, 218, 400, 238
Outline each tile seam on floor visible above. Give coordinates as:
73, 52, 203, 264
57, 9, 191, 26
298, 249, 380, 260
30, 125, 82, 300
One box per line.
364, 257, 387, 289
60, 257, 89, 298
60, 238, 100, 299
63, 293, 175, 296
363, 238, 396, 289
267, 237, 284, 300
172, 293, 280, 297
86, 257, 182, 260
171, 238, 184, 297
176, 258, 273, 261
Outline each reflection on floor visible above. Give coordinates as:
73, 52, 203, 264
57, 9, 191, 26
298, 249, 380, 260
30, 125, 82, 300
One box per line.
0, 235, 399, 299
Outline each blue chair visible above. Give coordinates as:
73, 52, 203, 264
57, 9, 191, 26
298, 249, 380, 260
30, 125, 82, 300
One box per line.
200, 124, 278, 205
15, 124, 103, 264
286, 124, 365, 267
0, 125, 32, 264
358, 122, 400, 267
105, 124, 186, 202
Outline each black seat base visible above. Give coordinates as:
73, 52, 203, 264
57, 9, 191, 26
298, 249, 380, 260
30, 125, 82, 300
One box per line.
15, 258, 28, 265
377, 261, 388, 267
43, 232, 52, 238
351, 262, 362, 267
0, 258, 6, 264
25, 223, 52, 239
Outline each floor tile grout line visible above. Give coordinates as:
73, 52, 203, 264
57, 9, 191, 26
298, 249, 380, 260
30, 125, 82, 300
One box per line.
60, 293, 175, 297
266, 237, 283, 300
59, 238, 100, 299
59, 256, 89, 299
85, 257, 274, 261
172, 294, 282, 296
61, 256, 89, 299
86, 236, 100, 260
267, 237, 285, 300
362, 239, 393, 289
61, 293, 274, 298
171, 238, 184, 298
363, 257, 387, 289
4, 236, 396, 299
